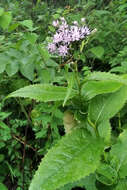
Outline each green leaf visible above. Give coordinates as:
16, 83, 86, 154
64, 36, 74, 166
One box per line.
24, 32, 38, 44
0, 54, 8, 73
81, 80, 122, 100
88, 86, 127, 125
90, 46, 104, 58
20, 57, 35, 81
20, 20, 33, 31
115, 179, 127, 190
110, 129, 127, 169
0, 8, 4, 16
61, 174, 97, 190
98, 120, 111, 144
0, 183, 8, 190
7, 84, 77, 102
85, 72, 127, 85
96, 163, 117, 185
0, 12, 12, 29
6, 61, 19, 77
29, 128, 104, 190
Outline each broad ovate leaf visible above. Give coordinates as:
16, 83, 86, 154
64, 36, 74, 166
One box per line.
7, 84, 77, 102
81, 80, 122, 100
29, 128, 104, 190
88, 86, 127, 125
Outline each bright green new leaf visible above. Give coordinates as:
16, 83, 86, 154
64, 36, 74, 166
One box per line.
0, 12, 12, 29
29, 128, 104, 190
88, 86, 127, 125
7, 84, 77, 102
81, 80, 122, 100
90, 46, 104, 58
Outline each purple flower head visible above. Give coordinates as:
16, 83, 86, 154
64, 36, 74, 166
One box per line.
53, 32, 63, 43
48, 43, 56, 53
70, 26, 81, 41
52, 20, 59, 27
80, 26, 91, 38
58, 45, 68, 56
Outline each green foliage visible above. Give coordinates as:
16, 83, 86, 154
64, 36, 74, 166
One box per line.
29, 128, 104, 190
0, 0, 127, 189
88, 86, 127, 125
7, 84, 77, 102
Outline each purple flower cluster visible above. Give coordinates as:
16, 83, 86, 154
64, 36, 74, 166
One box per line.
48, 17, 91, 57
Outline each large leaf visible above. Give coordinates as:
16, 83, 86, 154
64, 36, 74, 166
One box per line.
29, 128, 104, 190
88, 86, 127, 125
81, 80, 122, 100
61, 174, 97, 190
85, 72, 127, 85
7, 84, 77, 102
96, 163, 117, 185
0, 183, 8, 190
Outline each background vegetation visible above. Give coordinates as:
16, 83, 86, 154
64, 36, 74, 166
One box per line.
0, 0, 127, 189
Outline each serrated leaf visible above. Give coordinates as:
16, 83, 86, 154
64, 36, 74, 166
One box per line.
98, 120, 111, 144
81, 80, 122, 100
110, 129, 127, 169
88, 86, 127, 125
90, 46, 104, 58
0, 12, 12, 29
29, 128, 104, 190
86, 72, 127, 85
96, 163, 117, 185
7, 84, 77, 102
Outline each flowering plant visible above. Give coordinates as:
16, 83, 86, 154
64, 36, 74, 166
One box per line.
48, 17, 91, 57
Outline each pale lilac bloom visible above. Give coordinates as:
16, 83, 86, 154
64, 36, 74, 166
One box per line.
80, 26, 91, 38
52, 20, 59, 27
59, 21, 68, 31
53, 32, 63, 43
70, 26, 81, 41
48, 43, 56, 53
58, 45, 68, 56
63, 29, 72, 44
